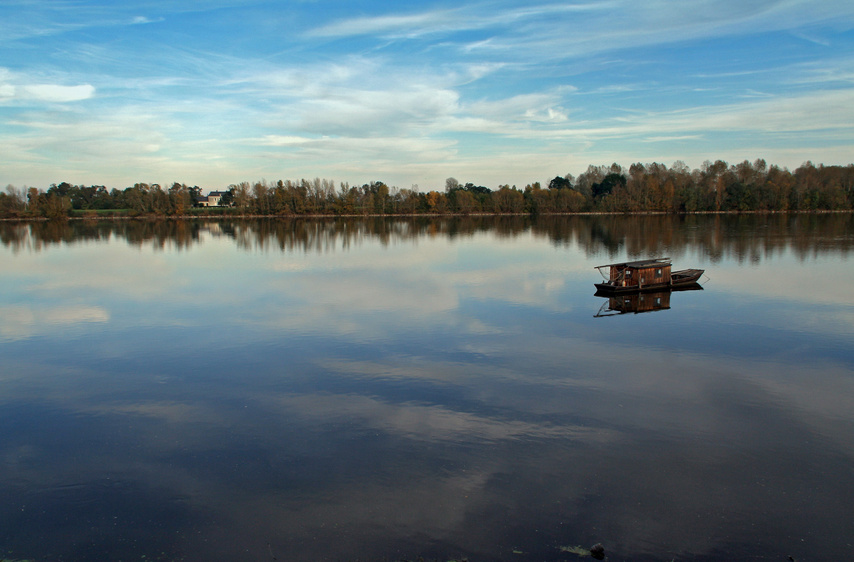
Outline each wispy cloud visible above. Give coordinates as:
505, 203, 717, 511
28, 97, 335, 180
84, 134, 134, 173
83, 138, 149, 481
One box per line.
310, 2, 616, 40
308, 9, 462, 39
130, 15, 164, 25
307, 1, 854, 60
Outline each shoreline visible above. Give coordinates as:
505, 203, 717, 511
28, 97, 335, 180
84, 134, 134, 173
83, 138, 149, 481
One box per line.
3, 209, 853, 222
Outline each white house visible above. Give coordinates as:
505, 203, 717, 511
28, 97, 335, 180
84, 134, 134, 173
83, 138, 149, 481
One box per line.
196, 190, 228, 207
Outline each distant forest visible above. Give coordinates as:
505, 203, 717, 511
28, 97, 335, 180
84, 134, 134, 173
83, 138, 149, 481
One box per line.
2, 159, 853, 219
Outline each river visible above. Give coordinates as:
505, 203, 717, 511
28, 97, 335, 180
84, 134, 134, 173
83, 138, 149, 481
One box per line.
1, 214, 853, 561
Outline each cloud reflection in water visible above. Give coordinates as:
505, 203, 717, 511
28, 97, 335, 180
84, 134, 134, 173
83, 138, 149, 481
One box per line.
1, 216, 853, 561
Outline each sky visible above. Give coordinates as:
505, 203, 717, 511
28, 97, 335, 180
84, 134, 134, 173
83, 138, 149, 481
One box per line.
1, 0, 853, 193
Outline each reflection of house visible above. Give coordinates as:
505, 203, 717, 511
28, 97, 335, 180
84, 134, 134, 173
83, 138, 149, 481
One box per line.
196, 191, 228, 207
595, 291, 671, 316
593, 285, 702, 317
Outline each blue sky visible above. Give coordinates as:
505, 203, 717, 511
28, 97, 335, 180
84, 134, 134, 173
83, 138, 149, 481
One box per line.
1, 0, 853, 192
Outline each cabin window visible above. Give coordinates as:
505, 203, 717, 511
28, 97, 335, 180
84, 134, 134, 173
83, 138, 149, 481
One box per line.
655, 268, 662, 277
625, 270, 632, 277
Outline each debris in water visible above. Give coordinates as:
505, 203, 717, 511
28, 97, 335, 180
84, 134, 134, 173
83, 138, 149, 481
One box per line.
559, 545, 592, 556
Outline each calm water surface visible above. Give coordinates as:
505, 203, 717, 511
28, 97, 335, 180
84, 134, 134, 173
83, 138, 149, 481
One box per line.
1, 215, 853, 561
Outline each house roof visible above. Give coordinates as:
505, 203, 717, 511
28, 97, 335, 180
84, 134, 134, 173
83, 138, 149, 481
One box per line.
595, 258, 671, 269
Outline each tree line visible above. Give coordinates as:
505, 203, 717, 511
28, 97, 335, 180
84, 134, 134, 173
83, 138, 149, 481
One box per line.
2, 159, 853, 219
5, 214, 852, 264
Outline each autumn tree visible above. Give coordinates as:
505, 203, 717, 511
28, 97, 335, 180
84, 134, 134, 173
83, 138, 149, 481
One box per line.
492, 185, 524, 213
0, 185, 26, 216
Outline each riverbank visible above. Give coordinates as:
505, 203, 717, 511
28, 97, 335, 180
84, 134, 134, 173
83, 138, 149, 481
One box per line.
3, 208, 853, 222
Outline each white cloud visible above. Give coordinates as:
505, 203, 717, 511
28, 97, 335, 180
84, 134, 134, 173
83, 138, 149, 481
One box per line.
0, 69, 95, 103
292, 86, 461, 136
634, 89, 854, 135
131, 15, 164, 25
252, 134, 313, 147
21, 83, 95, 102
643, 135, 704, 143
467, 91, 572, 125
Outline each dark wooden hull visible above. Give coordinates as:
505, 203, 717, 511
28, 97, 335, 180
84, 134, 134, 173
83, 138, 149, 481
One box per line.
594, 268, 704, 294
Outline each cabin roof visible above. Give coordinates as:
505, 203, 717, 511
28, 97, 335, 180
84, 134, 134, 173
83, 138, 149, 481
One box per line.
595, 258, 671, 269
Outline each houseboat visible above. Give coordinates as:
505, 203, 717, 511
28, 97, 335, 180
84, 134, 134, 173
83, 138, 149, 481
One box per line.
594, 257, 703, 294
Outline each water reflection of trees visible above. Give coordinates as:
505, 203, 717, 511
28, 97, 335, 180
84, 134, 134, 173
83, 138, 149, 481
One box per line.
2, 214, 852, 261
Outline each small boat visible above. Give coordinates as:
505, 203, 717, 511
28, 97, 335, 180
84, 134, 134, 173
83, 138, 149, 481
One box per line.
594, 257, 703, 294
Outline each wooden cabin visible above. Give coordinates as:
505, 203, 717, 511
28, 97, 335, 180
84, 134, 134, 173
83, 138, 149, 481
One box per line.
595, 257, 703, 293
597, 258, 672, 290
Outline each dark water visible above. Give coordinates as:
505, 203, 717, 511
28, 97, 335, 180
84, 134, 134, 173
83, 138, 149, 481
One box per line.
1, 215, 853, 562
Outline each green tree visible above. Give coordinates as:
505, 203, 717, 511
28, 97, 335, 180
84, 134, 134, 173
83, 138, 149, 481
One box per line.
592, 172, 625, 199
219, 188, 235, 207
548, 176, 571, 190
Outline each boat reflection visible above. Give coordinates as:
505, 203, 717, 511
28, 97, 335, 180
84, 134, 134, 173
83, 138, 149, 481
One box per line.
593, 286, 702, 317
